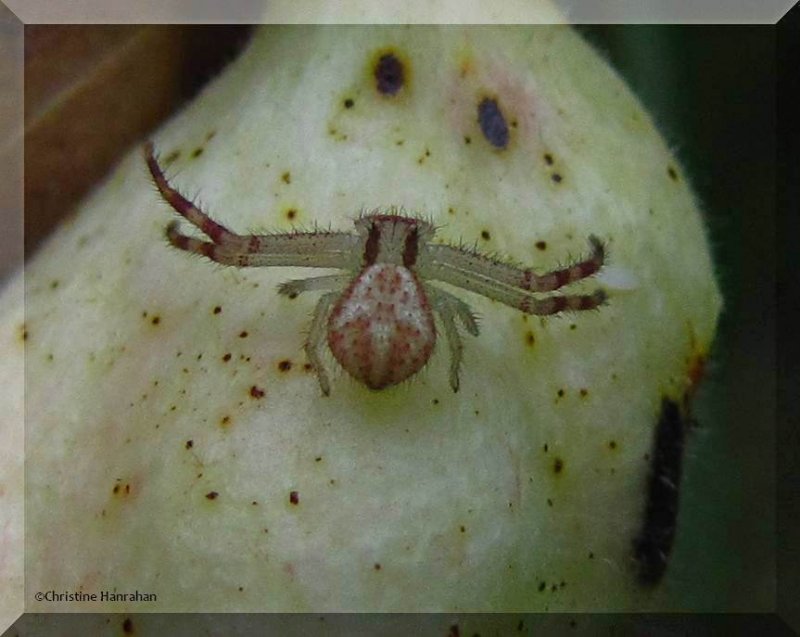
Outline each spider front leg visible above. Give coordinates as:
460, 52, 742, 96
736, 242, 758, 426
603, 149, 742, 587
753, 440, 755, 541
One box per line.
423, 237, 608, 317
427, 286, 480, 392
147, 142, 357, 268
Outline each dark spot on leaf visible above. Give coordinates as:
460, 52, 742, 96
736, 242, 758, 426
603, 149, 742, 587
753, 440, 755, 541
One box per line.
250, 385, 265, 399
448, 624, 460, 637
374, 52, 405, 95
633, 397, 687, 587
185, 440, 193, 449
122, 617, 134, 634
557, 388, 565, 398
551, 173, 563, 183
213, 306, 222, 314
239, 331, 248, 338
206, 491, 218, 500
477, 97, 509, 149
480, 229, 491, 240
289, 490, 299, 505
164, 150, 181, 165
535, 240, 547, 251
608, 440, 617, 450
191, 147, 204, 158
343, 97, 354, 108
373, 563, 381, 571
525, 331, 535, 346
553, 457, 564, 474
222, 353, 232, 362
281, 171, 291, 184
286, 208, 297, 221
538, 581, 546, 592
151, 315, 161, 325
50, 279, 60, 289
220, 415, 231, 427
579, 388, 588, 397
464, 135, 472, 144
543, 153, 554, 165
667, 165, 678, 181
278, 359, 292, 372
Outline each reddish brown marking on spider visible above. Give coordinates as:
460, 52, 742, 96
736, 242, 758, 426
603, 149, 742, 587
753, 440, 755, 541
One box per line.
145, 141, 608, 395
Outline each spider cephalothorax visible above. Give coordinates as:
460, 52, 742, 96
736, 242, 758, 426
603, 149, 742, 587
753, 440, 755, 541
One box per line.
145, 142, 607, 395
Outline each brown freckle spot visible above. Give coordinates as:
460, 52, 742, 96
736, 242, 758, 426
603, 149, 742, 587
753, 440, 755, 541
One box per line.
464, 135, 472, 144
278, 359, 292, 372
373, 563, 381, 571
238, 586, 244, 592
286, 208, 297, 221
525, 331, 535, 346
303, 363, 313, 371
589, 552, 594, 559
206, 491, 218, 500
252, 501, 258, 505
289, 490, 299, 505
222, 353, 232, 362
432, 398, 439, 405
667, 165, 678, 181
543, 443, 549, 452
553, 457, 564, 474
250, 385, 265, 399
191, 147, 204, 158
480, 230, 491, 240
579, 388, 588, 397
460, 525, 466, 533
122, 617, 134, 633
220, 415, 231, 426
547, 498, 554, 506
50, 279, 59, 289
343, 97, 354, 108
151, 315, 161, 325
213, 305, 222, 314
570, 323, 577, 330
239, 331, 248, 338
551, 173, 563, 183
315, 456, 322, 462
543, 153, 554, 165
557, 388, 565, 398
535, 240, 547, 251
185, 440, 193, 449
374, 51, 405, 95
281, 171, 291, 184
538, 581, 546, 592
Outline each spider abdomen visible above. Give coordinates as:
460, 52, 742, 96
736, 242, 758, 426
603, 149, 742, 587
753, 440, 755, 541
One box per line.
327, 263, 436, 390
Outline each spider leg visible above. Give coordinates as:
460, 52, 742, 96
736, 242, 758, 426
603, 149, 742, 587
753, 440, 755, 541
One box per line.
426, 285, 480, 336
426, 286, 478, 392
305, 291, 338, 396
146, 142, 358, 264
277, 274, 352, 299
426, 235, 604, 294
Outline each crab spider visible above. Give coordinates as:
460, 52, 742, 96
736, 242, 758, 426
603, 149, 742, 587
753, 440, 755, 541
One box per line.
145, 142, 607, 395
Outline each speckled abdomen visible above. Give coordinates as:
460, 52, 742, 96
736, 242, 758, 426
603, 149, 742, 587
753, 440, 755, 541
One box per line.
327, 263, 436, 389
